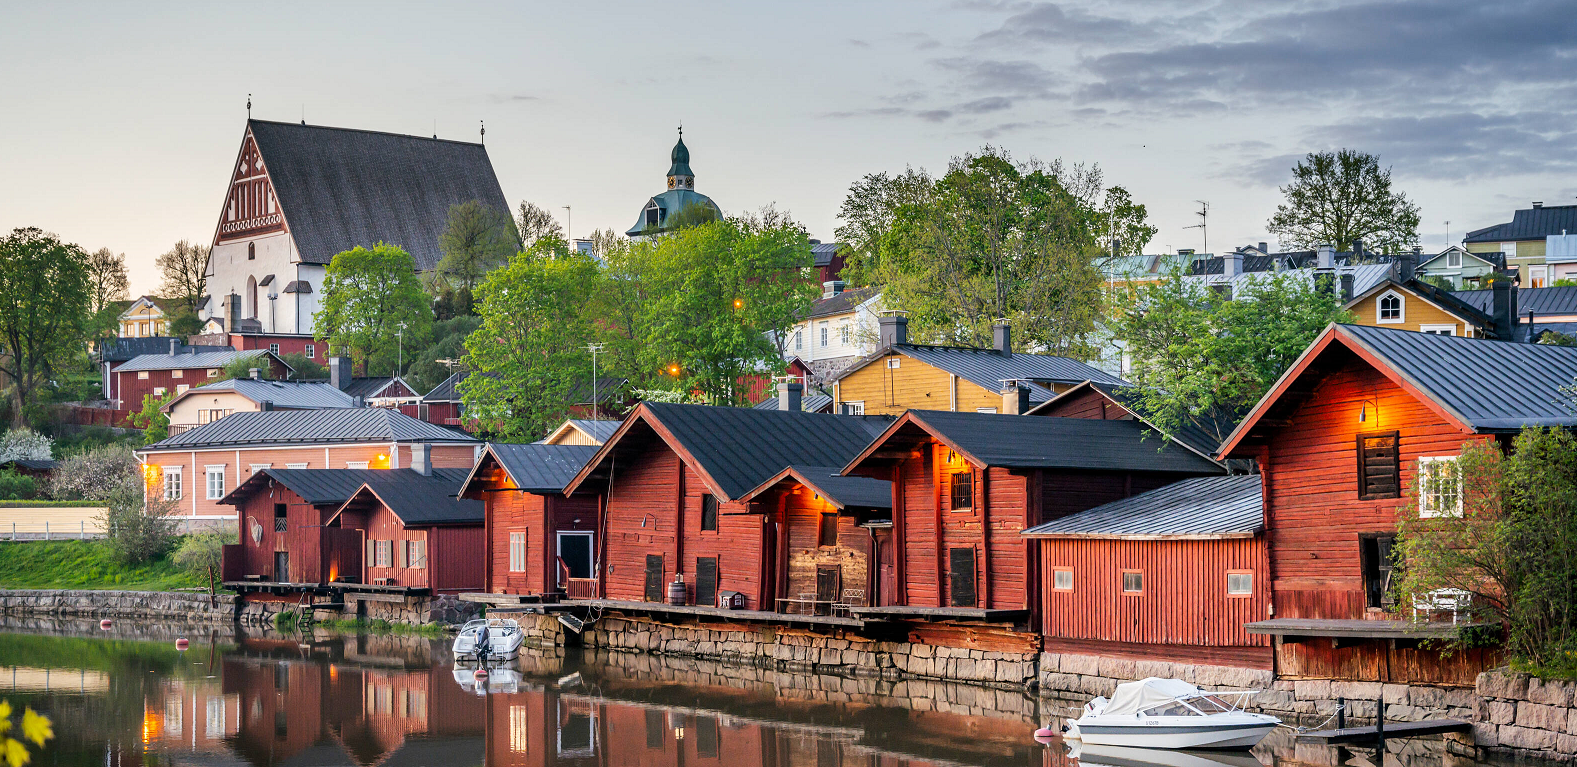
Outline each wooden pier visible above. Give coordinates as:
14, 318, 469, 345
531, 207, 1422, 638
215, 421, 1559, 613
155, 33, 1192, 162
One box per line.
1295, 718, 1472, 745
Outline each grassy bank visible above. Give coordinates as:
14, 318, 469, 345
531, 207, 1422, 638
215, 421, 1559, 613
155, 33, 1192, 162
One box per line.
0, 539, 201, 591
288, 614, 448, 637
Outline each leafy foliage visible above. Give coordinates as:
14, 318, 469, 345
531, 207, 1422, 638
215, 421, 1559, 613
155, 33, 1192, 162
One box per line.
155, 240, 209, 315
278, 352, 327, 380
0, 228, 93, 429
315, 243, 433, 377
1267, 149, 1421, 252
85, 247, 129, 337
0, 699, 52, 767
174, 530, 236, 600
0, 472, 36, 501
515, 199, 564, 247
0, 429, 52, 463
405, 315, 479, 394
97, 480, 181, 566
437, 200, 519, 293
127, 392, 173, 446
45, 444, 140, 501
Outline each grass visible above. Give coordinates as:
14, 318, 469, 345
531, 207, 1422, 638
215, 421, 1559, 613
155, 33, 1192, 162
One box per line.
310, 617, 449, 637
0, 500, 106, 508
0, 539, 202, 591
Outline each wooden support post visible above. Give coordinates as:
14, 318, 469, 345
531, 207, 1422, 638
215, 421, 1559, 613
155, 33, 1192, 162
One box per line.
933, 444, 944, 608
1375, 701, 1385, 749
978, 467, 990, 609
893, 461, 906, 607
1337, 697, 1345, 730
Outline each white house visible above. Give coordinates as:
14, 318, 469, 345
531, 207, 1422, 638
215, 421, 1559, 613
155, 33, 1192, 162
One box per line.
780, 284, 882, 384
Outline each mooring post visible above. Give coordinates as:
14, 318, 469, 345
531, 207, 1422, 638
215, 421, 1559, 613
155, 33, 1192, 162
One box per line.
1337, 696, 1346, 730
1375, 700, 1385, 750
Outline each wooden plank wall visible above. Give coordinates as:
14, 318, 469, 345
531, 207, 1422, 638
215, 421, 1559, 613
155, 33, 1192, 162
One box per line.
783, 489, 870, 603
360, 505, 431, 589
678, 463, 765, 608
431, 525, 487, 594
603, 447, 682, 603
1038, 387, 1129, 420
898, 447, 938, 606
486, 489, 547, 594
1039, 537, 1270, 648
1275, 637, 1501, 686
1266, 363, 1488, 618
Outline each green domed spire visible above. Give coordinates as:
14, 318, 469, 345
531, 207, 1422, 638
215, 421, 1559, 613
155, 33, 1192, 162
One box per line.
667, 128, 693, 179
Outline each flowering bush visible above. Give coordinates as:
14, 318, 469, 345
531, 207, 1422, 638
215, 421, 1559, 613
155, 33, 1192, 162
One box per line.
0, 429, 51, 464
45, 444, 138, 501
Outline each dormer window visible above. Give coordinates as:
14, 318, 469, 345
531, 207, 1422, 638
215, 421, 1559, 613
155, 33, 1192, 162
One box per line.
1377, 291, 1404, 323
645, 204, 660, 228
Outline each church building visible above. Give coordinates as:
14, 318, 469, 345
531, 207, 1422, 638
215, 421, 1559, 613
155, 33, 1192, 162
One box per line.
626, 130, 722, 237
200, 119, 510, 353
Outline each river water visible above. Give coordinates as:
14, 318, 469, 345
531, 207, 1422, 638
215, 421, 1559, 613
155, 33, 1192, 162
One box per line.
0, 619, 1482, 767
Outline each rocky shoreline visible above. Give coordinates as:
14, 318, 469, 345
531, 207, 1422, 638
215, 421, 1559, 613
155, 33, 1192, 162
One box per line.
0, 589, 235, 624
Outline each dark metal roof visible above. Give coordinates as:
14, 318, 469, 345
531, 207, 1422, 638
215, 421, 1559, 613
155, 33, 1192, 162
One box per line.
563, 376, 630, 405
1455, 285, 1577, 316
248, 119, 510, 270
1464, 204, 1577, 243
0, 459, 56, 471
219, 468, 413, 506
112, 349, 275, 373
170, 378, 357, 410
96, 338, 232, 363
871, 410, 1226, 473
880, 343, 1128, 398
1027, 380, 1231, 463
752, 392, 835, 413
624, 189, 721, 236
338, 377, 410, 400
1334, 323, 1577, 430
479, 443, 600, 493
1022, 475, 1262, 539
145, 408, 480, 450
342, 470, 483, 526
811, 241, 845, 267
805, 286, 877, 319
743, 465, 892, 510
422, 370, 470, 403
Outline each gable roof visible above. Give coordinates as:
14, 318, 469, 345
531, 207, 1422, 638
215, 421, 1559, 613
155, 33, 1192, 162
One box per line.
1455, 285, 1577, 317
160, 378, 357, 412
565, 402, 893, 502
1465, 204, 1577, 243
1024, 380, 1229, 465
1417, 247, 1496, 270
332, 470, 483, 526
219, 467, 411, 506
738, 465, 892, 510
1344, 279, 1494, 329
459, 443, 600, 496
96, 338, 232, 364
246, 119, 510, 270
144, 408, 479, 451
811, 241, 844, 268
805, 287, 879, 320
844, 410, 1226, 475
1218, 323, 1577, 458
1022, 475, 1262, 539
542, 419, 622, 445
339, 377, 413, 400
422, 370, 469, 403
118, 295, 177, 318
752, 391, 835, 413
832, 343, 1127, 402
112, 348, 280, 374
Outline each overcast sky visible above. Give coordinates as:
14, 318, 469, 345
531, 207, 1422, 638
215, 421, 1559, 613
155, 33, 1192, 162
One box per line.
3, 1, 1574, 294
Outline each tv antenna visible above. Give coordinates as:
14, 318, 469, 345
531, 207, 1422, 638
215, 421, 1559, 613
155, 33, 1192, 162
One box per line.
585, 343, 606, 420
1184, 201, 1209, 254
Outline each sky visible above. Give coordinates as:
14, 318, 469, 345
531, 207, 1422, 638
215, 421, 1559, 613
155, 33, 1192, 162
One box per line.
3, 1, 1575, 295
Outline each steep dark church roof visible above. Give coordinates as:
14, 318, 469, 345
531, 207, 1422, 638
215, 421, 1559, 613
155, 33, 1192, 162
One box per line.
248, 119, 510, 270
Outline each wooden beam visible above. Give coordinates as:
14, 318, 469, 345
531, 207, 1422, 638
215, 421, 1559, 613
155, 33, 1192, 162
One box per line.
978, 467, 990, 609
933, 444, 944, 608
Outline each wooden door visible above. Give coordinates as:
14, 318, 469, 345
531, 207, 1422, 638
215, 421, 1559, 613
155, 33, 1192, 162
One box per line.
815, 565, 841, 602
274, 551, 290, 583
695, 557, 719, 607
949, 547, 976, 607
643, 555, 664, 602
873, 529, 896, 606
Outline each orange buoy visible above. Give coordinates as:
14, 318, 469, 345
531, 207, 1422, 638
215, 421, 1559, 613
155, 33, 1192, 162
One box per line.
100, 619, 112, 630
473, 668, 489, 679
175, 638, 189, 650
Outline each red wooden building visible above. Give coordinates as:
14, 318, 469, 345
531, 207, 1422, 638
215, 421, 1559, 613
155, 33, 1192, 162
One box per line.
1216, 323, 1577, 684
1023, 474, 1272, 668
221, 467, 382, 585
109, 348, 288, 411
458, 442, 602, 598
563, 401, 892, 610
840, 410, 1224, 624
327, 466, 486, 594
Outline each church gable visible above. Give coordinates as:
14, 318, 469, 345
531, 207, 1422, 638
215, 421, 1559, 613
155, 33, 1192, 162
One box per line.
216, 132, 287, 243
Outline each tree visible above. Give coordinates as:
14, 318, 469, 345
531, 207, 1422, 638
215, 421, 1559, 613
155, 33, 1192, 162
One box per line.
1111, 269, 1352, 446
98, 477, 180, 565
85, 247, 130, 336
462, 241, 601, 440
1267, 149, 1421, 253
315, 244, 433, 376
438, 200, 519, 294
0, 428, 52, 463
46, 444, 139, 501
516, 199, 564, 248
1093, 186, 1159, 260
175, 531, 237, 603
279, 352, 327, 380
156, 240, 210, 315
0, 228, 92, 428
405, 315, 480, 394
128, 392, 173, 445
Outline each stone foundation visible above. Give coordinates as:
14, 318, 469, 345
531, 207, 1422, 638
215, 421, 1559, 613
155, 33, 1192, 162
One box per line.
1473, 671, 1577, 762
237, 593, 483, 628
0, 589, 234, 624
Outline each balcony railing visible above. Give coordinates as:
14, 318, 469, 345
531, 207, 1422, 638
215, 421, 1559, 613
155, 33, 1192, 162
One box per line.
566, 579, 598, 599
167, 424, 199, 436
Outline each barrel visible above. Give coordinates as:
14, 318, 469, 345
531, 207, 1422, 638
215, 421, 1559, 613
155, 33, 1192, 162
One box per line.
666, 579, 687, 606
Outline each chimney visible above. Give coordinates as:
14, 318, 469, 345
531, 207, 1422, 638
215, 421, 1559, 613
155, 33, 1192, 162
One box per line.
1340, 273, 1355, 301
821, 280, 845, 299
777, 380, 803, 412
1000, 382, 1031, 415
226, 293, 240, 334
259, 400, 273, 411
1533, 201, 1544, 209
877, 314, 908, 347
1223, 252, 1242, 279
1492, 272, 1519, 339
1396, 252, 1417, 282
1352, 238, 1364, 261
992, 320, 1012, 357
248, 367, 261, 380
1314, 245, 1336, 295
329, 356, 352, 390
410, 443, 431, 476
1258, 241, 1268, 254
1317, 245, 1335, 270
169, 339, 178, 355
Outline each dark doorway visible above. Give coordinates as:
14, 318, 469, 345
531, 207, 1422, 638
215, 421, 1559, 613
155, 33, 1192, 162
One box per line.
644, 555, 664, 602
815, 565, 841, 613
558, 533, 593, 579
274, 551, 289, 583
872, 529, 896, 606
695, 557, 719, 607
949, 547, 977, 607
1361, 534, 1397, 609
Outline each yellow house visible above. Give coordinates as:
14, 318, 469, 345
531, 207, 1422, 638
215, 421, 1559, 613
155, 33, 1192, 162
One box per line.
541, 419, 619, 446
829, 316, 1128, 416
118, 296, 177, 338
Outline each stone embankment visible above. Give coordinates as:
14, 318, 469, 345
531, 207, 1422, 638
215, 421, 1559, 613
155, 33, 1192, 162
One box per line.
0, 589, 234, 624
1474, 670, 1577, 761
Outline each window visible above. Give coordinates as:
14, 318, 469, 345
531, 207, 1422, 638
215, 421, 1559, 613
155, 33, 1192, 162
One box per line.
172, 369, 183, 379
207, 369, 219, 378
1419, 324, 1456, 336
793, 331, 801, 351
285, 462, 308, 469
819, 323, 829, 347
818, 513, 838, 547
273, 502, 288, 532
841, 401, 864, 415
248, 242, 256, 261
1144, 701, 1202, 718
163, 467, 182, 500
153, 387, 166, 396
886, 357, 900, 369
1227, 571, 1253, 595
1122, 570, 1143, 593
1053, 568, 1074, 591
976, 407, 998, 414
700, 494, 718, 531
137, 371, 149, 380
198, 408, 231, 425
374, 540, 391, 568
840, 323, 851, 345
949, 471, 973, 511
1361, 534, 1397, 609
407, 539, 427, 569
1418, 456, 1462, 518
1377, 291, 1404, 323
176, 384, 188, 394
268, 343, 280, 354
1447, 250, 1462, 268
205, 466, 225, 500
1357, 431, 1401, 499
509, 532, 527, 572
305, 344, 315, 359
1501, 242, 1518, 257
345, 461, 369, 469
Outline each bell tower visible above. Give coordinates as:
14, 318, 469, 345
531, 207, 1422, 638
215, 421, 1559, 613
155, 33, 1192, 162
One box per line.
666, 127, 694, 190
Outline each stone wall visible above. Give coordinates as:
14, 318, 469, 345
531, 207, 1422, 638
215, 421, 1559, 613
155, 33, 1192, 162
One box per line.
1473, 671, 1577, 762
238, 593, 483, 627
0, 589, 235, 624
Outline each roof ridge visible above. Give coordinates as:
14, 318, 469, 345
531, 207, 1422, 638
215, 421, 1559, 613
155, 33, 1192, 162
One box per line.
249, 119, 486, 148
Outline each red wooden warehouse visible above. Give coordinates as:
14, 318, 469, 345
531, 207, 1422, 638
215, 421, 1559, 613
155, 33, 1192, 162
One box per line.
327, 466, 486, 594
221, 467, 383, 586
458, 442, 602, 599
1216, 323, 1577, 684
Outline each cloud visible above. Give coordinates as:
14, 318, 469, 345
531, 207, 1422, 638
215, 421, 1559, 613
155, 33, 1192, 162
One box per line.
932, 56, 1064, 98
977, 2, 1161, 45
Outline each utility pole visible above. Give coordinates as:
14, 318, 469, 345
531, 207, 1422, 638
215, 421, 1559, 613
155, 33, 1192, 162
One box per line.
585, 342, 606, 420
564, 206, 572, 243
396, 322, 406, 378
1184, 201, 1209, 254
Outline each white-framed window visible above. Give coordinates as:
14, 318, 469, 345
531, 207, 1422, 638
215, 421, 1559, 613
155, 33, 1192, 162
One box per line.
153, 387, 166, 396
1053, 568, 1073, 591
841, 401, 864, 415
1122, 570, 1143, 594
345, 461, 369, 469
171, 369, 183, 379
207, 369, 219, 378
205, 466, 225, 500
1419, 324, 1456, 336
374, 540, 391, 568
285, 462, 308, 469
268, 343, 280, 354
137, 371, 149, 380
407, 539, 427, 569
819, 322, 829, 347
840, 323, 852, 345
1227, 571, 1253, 595
1501, 242, 1517, 257
1418, 456, 1462, 518
1532, 265, 1549, 288
176, 384, 189, 394
1377, 291, 1404, 323
163, 467, 182, 500
248, 463, 271, 473
305, 344, 315, 359
1447, 251, 1462, 268
509, 532, 527, 572
976, 407, 998, 414
886, 357, 900, 369
793, 331, 801, 351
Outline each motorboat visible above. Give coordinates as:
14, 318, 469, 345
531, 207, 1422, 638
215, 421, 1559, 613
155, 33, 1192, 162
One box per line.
1068, 741, 1267, 767
451, 665, 522, 696
1064, 678, 1279, 750
452, 617, 524, 661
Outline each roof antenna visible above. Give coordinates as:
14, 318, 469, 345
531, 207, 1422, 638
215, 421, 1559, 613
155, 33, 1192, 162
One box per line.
247, 93, 251, 119
480, 120, 485, 144
300, 104, 305, 125
433, 118, 437, 139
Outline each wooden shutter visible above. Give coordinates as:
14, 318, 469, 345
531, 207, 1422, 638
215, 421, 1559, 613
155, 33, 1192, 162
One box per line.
695, 557, 719, 607
818, 513, 838, 547
397, 540, 408, 568
1357, 431, 1401, 499
644, 555, 664, 602
701, 495, 718, 532
949, 547, 977, 607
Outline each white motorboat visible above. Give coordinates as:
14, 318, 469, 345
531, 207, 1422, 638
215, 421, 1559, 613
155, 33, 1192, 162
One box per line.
450, 666, 521, 696
452, 617, 524, 661
1068, 741, 1266, 767
1064, 678, 1279, 750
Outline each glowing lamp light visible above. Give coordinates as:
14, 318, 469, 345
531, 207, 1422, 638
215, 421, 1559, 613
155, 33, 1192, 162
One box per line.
732, 298, 744, 310
668, 364, 681, 376
1359, 399, 1377, 424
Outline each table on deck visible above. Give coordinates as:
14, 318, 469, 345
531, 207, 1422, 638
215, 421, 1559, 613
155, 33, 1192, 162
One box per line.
775, 597, 835, 616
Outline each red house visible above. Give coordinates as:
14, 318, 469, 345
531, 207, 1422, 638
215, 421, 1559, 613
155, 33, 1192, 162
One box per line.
840, 411, 1224, 624
110, 348, 288, 410
1216, 323, 1577, 684
458, 443, 602, 599
221, 467, 383, 586
1027, 379, 1232, 466
327, 468, 486, 593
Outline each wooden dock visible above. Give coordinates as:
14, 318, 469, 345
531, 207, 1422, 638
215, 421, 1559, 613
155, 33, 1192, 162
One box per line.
1295, 718, 1472, 745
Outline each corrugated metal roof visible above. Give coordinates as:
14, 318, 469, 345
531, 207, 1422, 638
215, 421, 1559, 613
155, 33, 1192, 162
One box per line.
1337, 323, 1577, 430
1454, 285, 1577, 316
1464, 204, 1577, 243
486, 443, 600, 493
752, 392, 835, 413
1022, 475, 1262, 538
220, 468, 406, 506
889, 344, 1129, 394
811, 241, 844, 267
805, 286, 878, 319
249, 119, 509, 269
887, 410, 1227, 473
1029, 380, 1230, 463
778, 465, 892, 510
178, 378, 357, 409
422, 370, 486, 403
348, 471, 483, 526
112, 349, 272, 373
96, 338, 232, 363
145, 408, 479, 450
338, 377, 408, 400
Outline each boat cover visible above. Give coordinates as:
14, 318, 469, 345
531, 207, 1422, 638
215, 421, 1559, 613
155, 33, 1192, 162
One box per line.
1100, 678, 1202, 716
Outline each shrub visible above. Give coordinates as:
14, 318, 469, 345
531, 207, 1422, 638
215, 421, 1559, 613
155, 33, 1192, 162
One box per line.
0, 471, 38, 501
97, 480, 180, 565
127, 393, 171, 446
0, 428, 52, 464
173, 531, 236, 601
46, 444, 138, 501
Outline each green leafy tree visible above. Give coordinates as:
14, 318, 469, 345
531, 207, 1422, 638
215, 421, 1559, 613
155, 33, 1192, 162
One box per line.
98, 477, 180, 565
0, 228, 93, 428
129, 391, 175, 445
406, 315, 480, 394
0, 471, 37, 501
1267, 149, 1421, 252
85, 247, 130, 337
515, 199, 564, 248
437, 200, 520, 294
315, 243, 433, 376
1111, 269, 1352, 446
175, 530, 237, 603
461, 240, 601, 440
279, 352, 327, 380
1093, 186, 1159, 260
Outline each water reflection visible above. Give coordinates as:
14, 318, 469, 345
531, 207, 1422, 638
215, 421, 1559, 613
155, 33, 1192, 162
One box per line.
0, 622, 1486, 767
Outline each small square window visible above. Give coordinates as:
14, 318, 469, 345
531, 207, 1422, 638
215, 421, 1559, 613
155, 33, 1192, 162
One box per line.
949, 471, 973, 511
886, 358, 900, 369
176, 384, 189, 394
153, 387, 166, 396
207, 369, 219, 378
268, 343, 280, 354
1053, 569, 1073, 591
818, 513, 838, 547
841, 401, 864, 415
137, 371, 149, 380
1227, 571, 1253, 595
1122, 570, 1143, 594
172, 369, 183, 379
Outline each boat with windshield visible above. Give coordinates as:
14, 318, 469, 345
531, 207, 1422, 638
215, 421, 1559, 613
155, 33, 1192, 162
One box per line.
451, 617, 524, 661
1064, 678, 1279, 749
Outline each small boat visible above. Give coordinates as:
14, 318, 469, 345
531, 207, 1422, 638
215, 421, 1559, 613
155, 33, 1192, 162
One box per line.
1064, 678, 1279, 750
1068, 741, 1266, 767
452, 617, 524, 661
451, 665, 521, 695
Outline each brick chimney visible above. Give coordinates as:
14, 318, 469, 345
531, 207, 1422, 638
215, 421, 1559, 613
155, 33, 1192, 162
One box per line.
1492, 272, 1519, 339
992, 320, 1012, 357
410, 443, 431, 476
777, 380, 803, 412
878, 314, 908, 347
329, 356, 352, 390
226, 293, 241, 333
